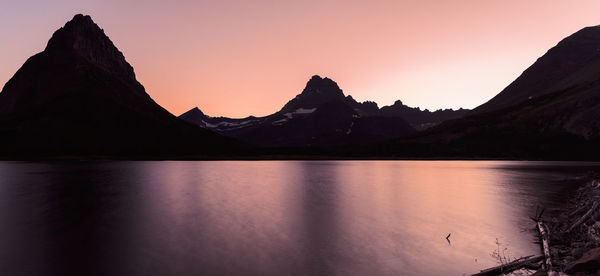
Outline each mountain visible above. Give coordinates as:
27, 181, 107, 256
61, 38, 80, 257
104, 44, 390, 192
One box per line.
382, 25, 600, 159
0, 14, 237, 157
280, 75, 346, 112
378, 100, 469, 130
181, 75, 468, 147
473, 25, 600, 115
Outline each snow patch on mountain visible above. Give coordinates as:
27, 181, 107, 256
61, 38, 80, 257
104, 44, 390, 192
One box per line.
272, 118, 288, 125
202, 120, 255, 129
283, 108, 317, 119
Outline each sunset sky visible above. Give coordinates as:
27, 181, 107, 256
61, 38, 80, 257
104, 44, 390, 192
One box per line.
1, 1, 600, 117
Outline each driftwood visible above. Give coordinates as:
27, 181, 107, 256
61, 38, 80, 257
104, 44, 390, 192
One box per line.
566, 201, 599, 232
475, 179, 600, 276
568, 203, 589, 217
523, 261, 542, 270
470, 255, 544, 276
475, 208, 554, 276
537, 221, 552, 271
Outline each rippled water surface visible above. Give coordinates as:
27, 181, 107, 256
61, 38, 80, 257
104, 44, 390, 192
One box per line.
0, 160, 598, 275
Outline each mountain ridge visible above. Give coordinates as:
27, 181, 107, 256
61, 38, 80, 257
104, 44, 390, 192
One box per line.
182, 76, 469, 132
4, 13, 598, 159
180, 75, 468, 147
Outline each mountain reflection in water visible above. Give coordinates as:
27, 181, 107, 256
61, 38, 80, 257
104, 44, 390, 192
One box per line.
0, 161, 596, 275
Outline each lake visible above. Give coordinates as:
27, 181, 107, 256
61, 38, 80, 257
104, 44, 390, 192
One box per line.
0, 161, 598, 275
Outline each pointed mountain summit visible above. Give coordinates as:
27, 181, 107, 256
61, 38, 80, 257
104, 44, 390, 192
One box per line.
0, 14, 153, 115
280, 75, 346, 112
45, 14, 136, 81
0, 14, 236, 156
180, 107, 206, 126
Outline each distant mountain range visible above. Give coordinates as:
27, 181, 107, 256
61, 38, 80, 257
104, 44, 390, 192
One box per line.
0, 14, 238, 157
180, 75, 468, 147
2, 14, 600, 159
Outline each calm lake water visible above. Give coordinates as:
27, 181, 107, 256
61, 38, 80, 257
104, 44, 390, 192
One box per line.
0, 161, 598, 275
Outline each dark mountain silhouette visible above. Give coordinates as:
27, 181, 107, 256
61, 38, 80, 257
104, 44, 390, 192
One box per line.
381, 25, 600, 159
379, 100, 468, 130
0, 14, 237, 157
280, 75, 346, 112
473, 25, 600, 115
181, 75, 468, 147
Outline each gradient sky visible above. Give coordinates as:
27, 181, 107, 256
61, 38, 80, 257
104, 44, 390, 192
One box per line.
1, 1, 600, 117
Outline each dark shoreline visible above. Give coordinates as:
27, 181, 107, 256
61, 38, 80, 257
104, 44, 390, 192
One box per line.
474, 174, 600, 275
1, 155, 600, 162
533, 175, 600, 275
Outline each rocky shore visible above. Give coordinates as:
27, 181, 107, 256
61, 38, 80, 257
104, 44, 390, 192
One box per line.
473, 174, 600, 276
534, 176, 600, 275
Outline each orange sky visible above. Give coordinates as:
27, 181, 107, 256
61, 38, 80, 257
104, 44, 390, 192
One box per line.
1, 1, 600, 117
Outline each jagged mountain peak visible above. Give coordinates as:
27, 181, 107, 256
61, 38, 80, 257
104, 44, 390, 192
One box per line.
46, 14, 107, 52
0, 13, 159, 112
308, 74, 323, 81
0, 14, 236, 156
180, 107, 208, 127
45, 14, 135, 80
301, 75, 344, 97
182, 107, 205, 117
281, 75, 345, 112
0, 14, 153, 115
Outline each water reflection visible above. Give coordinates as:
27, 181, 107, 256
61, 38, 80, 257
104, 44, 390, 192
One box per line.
0, 161, 597, 275
296, 161, 342, 275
